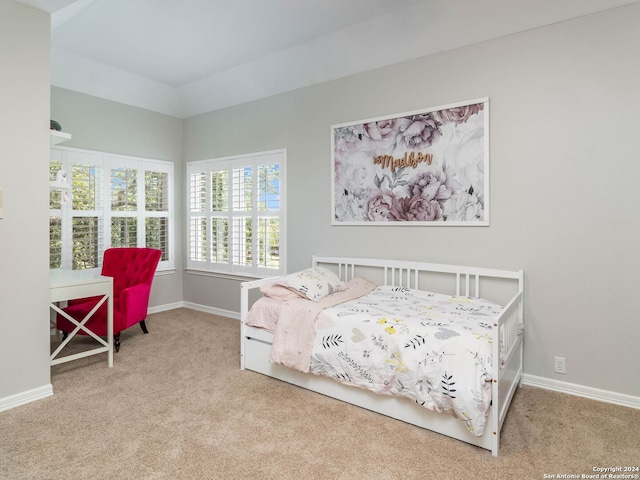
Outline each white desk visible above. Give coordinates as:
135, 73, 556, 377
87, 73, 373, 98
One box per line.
50, 269, 114, 367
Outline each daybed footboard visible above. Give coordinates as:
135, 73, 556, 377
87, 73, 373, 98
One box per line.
240, 257, 524, 457
491, 290, 524, 455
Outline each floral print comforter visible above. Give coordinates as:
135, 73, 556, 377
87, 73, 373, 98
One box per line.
308, 286, 503, 436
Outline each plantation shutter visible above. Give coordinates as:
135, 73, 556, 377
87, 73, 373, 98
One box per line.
186, 149, 285, 276
50, 146, 174, 271
69, 150, 105, 270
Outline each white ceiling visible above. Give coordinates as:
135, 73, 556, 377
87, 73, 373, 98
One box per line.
17, 0, 640, 118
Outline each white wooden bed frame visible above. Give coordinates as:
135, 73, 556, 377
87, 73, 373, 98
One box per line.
240, 256, 524, 457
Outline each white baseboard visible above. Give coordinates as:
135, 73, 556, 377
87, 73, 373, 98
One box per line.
148, 301, 185, 314
0, 384, 54, 413
522, 374, 640, 410
182, 302, 239, 320
148, 301, 239, 320
148, 300, 239, 320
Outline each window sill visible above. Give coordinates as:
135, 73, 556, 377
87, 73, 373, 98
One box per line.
155, 268, 176, 277
185, 269, 262, 282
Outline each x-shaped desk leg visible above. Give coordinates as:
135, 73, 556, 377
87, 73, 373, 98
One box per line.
50, 295, 110, 365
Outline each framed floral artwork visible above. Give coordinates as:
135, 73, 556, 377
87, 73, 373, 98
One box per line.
331, 98, 489, 226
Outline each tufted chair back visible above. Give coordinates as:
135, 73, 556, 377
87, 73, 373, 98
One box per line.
56, 247, 162, 352
102, 247, 161, 297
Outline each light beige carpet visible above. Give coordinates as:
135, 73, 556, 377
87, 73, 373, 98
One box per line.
1, 308, 638, 480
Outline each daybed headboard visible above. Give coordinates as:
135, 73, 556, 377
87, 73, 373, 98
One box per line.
312, 256, 523, 306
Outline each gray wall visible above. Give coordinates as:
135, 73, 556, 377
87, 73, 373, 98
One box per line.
0, 1, 52, 405
50, 87, 184, 308
183, 4, 640, 397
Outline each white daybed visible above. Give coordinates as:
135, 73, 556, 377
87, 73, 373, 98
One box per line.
240, 256, 524, 457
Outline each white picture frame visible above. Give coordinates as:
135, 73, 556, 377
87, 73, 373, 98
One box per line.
331, 98, 489, 226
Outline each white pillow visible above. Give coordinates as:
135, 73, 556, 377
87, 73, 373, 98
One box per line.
276, 267, 345, 302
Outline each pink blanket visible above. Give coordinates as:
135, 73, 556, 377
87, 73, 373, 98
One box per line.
269, 277, 377, 372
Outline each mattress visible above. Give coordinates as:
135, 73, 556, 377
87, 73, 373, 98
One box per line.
247, 281, 505, 436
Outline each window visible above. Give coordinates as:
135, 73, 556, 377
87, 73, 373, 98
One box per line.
50, 146, 173, 271
187, 149, 286, 277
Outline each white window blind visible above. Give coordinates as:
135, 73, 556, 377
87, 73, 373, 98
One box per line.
71, 156, 104, 270
50, 147, 174, 271
143, 166, 171, 262
187, 149, 285, 277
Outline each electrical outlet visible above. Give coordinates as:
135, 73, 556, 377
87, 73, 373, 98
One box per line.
554, 356, 566, 374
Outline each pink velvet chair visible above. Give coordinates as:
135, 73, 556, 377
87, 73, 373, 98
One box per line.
57, 247, 162, 352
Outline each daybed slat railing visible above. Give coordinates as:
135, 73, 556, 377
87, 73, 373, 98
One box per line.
499, 294, 522, 371
455, 273, 481, 297
385, 267, 418, 288
338, 262, 357, 282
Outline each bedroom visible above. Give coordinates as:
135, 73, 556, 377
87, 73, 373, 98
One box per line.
1, 0, 639, 475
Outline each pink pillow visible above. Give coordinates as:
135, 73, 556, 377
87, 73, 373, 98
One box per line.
259, 283, 302, 300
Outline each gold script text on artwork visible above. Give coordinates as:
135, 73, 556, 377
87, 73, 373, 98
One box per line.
373, 152, 433, 173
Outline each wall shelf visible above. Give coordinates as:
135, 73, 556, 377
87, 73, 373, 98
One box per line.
50, 130, 71, 145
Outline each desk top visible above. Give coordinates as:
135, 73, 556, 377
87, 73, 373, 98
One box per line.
50, 269, 111, 289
